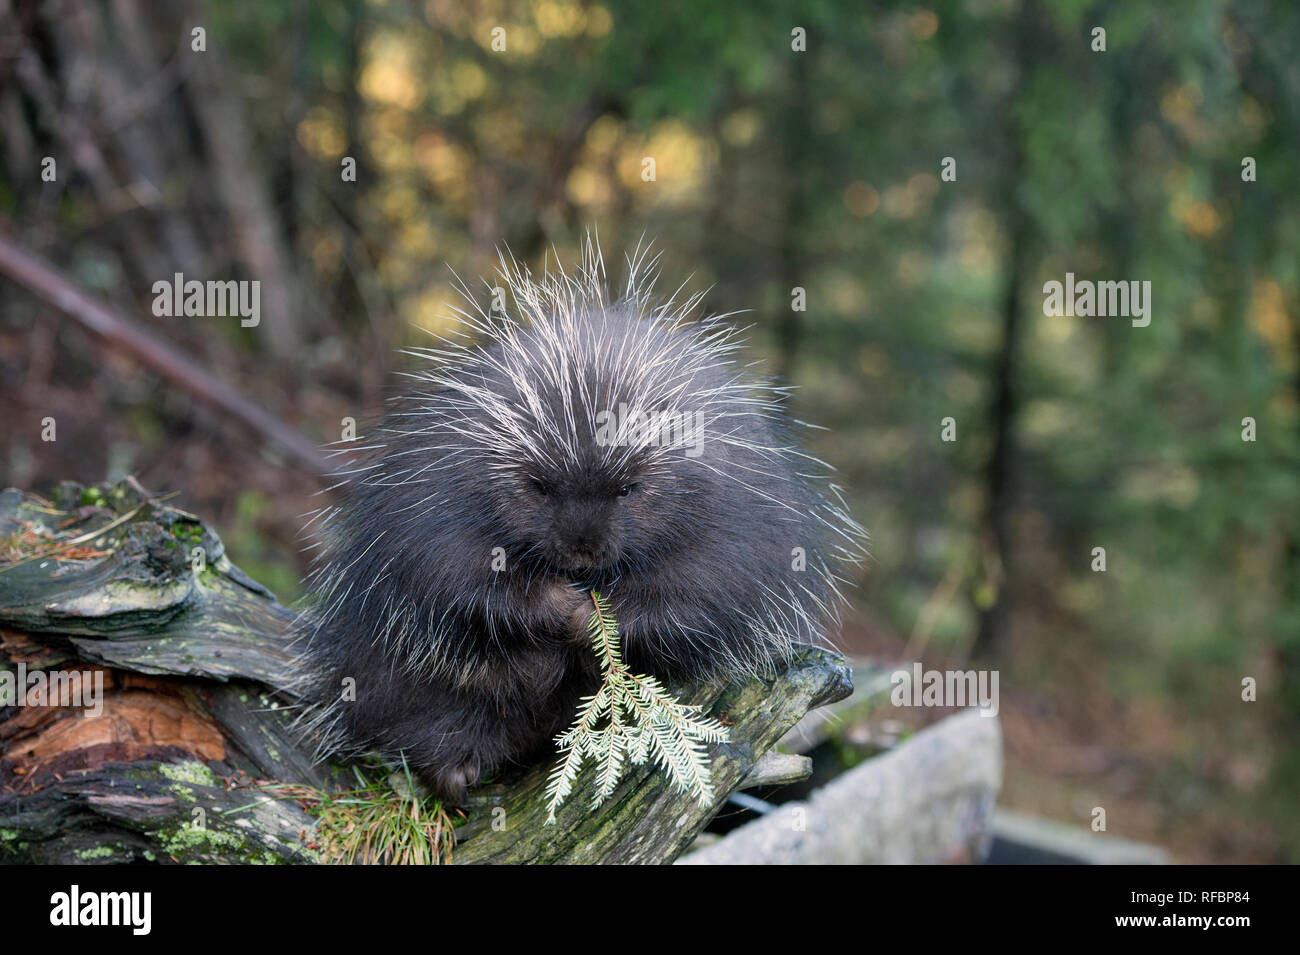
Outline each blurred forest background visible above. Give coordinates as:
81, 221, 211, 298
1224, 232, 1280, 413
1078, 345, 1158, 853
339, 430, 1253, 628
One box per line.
0, 0, 1297, 861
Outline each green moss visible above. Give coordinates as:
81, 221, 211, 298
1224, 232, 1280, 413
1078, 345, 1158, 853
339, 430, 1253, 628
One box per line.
157, 822, 248, 860
159, 760, 218, 804
75, 845, 119, 860
154, 821, 310, 864
79, 487, 105, 507
0, 841, 30, 860
171, 521, 203, 542
159, 760, 218, 787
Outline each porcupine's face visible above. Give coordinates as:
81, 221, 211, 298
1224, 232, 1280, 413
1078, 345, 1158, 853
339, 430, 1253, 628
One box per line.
495, 358, 682, 576
526, 469, 642, 572
466, 304, 705, 577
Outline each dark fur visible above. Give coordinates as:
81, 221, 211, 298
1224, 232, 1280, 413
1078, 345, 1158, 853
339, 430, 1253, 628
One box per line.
296, 295, 861, 801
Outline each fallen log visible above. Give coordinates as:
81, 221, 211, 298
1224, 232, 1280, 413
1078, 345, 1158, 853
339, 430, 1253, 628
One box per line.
0, 477, 853, 864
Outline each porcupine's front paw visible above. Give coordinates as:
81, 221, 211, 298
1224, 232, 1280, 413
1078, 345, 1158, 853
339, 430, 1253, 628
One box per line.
538, 577, 592, 644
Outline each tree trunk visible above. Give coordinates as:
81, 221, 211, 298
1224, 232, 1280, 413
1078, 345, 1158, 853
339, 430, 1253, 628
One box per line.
974, 5, 1038, 658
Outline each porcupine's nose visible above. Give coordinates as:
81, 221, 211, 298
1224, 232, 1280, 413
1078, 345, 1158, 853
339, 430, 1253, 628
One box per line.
566, 531, 601, 568
558, 503, 607, 570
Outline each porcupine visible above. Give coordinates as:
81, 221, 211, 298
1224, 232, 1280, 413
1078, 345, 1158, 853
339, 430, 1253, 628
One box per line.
293, 239, 867, 801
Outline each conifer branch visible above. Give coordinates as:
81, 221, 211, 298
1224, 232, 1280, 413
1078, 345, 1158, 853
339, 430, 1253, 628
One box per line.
543, 591, 730, 823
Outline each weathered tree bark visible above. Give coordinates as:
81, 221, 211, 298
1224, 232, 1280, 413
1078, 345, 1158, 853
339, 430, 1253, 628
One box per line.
0, 478, 852, 864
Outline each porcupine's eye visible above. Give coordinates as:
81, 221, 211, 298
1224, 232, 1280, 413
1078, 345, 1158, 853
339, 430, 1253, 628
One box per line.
531, 478, 550, 497
618, 483, 637, 497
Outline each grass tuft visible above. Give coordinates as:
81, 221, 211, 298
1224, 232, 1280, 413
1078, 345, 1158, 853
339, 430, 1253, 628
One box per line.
260, 762, 457, 865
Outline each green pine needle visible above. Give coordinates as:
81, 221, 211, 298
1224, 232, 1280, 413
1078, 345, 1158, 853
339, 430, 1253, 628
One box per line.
544, 591, 729, 824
